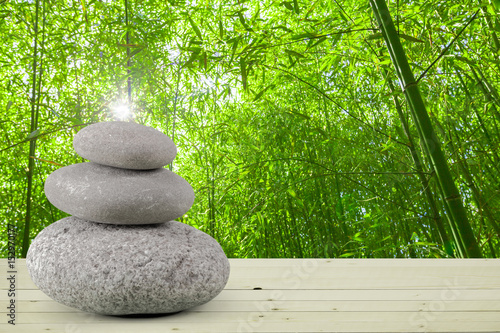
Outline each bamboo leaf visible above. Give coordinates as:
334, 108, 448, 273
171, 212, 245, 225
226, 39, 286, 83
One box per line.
272, 25, 293, 33
399, 33, 424, 43
182, 51, 199, 68
237, 11, 246, 26
218, 20, 223, 39
62, 116, 83, 125
285, 109, 310, 120
229, 38, 239, 65
6, 101, 12, 112
117, 47, 144, 66
117, 43, 145, 48
251, 1, 260, 23
366, 32, 383, 40
293, 0, 300, 14
307, 36, 327, 49
338, 10, 348, 22
240, 58, 248, 91
237, 12, 253, 32
285, 49, 306, 59
26, 129, 40, 140
287, 54, 296, 67
118, 31, 128, 43
29, 156, 64, 167
129, 48, 143, 58
188, 16, 203, 40
253, 84, 275, 101
80, 0, 88, 25
292, 32, 319, 40
304, 0, 319, 18
281, 1, 294, 11
186, 46, 202, 53
395, 125, 406, 139
314, 126, 328, 137
454, 56, 475, 65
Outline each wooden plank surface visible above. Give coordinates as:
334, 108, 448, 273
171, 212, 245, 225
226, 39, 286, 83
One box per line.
1, 258, 500, 332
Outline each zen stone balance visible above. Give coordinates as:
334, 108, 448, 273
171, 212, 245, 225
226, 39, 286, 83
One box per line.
26, 121, 230, 315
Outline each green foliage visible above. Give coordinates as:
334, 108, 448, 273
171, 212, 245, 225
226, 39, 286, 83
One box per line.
0, 0, 499, 258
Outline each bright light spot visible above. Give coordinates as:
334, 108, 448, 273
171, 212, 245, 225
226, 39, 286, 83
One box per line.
112, 103, 131, 120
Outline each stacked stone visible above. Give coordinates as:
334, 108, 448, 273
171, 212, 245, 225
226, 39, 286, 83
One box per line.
26, 121, 230, 316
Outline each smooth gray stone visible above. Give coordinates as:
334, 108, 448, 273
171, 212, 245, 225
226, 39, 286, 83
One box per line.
44, 162, 194, 225
73, 121, 177, 170
26, 217, 230, 315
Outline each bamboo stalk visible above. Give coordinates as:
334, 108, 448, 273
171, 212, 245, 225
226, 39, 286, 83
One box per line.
385, 76, 453, 256
456, 71, 497, 149
431, 107, 500, 250
479, 3, 500, 52
22, 0, 41, 258
124, 0, 131, 104
370, 0, 482, 257
169, 64, 181, 171
444, 117, 500, 239
471, 67, 500, 124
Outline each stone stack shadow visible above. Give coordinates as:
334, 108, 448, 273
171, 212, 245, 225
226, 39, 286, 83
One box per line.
26, 121, 230, 316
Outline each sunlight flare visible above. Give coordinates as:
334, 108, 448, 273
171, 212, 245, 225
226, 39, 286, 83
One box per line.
111, 102, 131, 120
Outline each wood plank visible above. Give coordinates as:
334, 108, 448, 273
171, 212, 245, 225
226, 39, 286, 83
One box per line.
2, 311, 500, 333
14, 299, 500, 313
9, 263, 500, 277
5, 288, 500, 302
3, 321, 500, 333
6, 310, 500, 324
226, 258, 500, 268
227, 277, 500, 290
3, 258, 500, 267
3, 260, 500, 290
9, 259, 500, 270
5, 275, 500, 290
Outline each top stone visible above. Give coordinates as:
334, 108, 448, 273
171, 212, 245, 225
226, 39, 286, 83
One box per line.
73, 121, 177, 170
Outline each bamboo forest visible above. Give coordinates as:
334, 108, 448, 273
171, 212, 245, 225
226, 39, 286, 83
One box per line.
1, 0, 499, 259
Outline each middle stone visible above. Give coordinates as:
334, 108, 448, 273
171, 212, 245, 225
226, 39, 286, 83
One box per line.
44, 162, 195, 225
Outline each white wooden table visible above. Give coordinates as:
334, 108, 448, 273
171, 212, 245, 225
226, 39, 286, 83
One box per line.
1, 258, 500, 332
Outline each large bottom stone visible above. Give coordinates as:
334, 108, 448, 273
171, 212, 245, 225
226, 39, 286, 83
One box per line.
26, 217, 230, 315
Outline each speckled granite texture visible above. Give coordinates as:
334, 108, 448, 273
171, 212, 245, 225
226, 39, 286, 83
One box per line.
44, 162, 194, 225
73, 121, 177, 170
26, 217, 230, 315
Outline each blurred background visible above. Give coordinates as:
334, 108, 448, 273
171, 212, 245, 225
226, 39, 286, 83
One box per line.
1, 0, 499, 258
